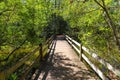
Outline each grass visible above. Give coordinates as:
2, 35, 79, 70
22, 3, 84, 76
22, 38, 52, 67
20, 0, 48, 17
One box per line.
0, 45, 37, 71
0, 43, 49, 79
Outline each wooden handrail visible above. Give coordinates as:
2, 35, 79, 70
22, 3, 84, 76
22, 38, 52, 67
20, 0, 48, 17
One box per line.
65, 35, 120, 80
0, 47, 39, 80
21, 35, 54, 79
66, 35, 80, 47
0, 35, 54, 80
82, 46, 120, 77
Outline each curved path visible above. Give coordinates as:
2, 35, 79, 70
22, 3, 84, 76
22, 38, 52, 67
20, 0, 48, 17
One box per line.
31, 35, 98, 80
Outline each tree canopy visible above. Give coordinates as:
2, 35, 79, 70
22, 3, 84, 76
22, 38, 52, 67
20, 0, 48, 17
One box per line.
0, 0, 120, 76
59, 0, 120, 67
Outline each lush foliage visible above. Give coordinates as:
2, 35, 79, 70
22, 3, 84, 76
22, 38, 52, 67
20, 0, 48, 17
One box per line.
0, 0, 120, 79
60, 0, 120, 63
0, 0, 68, 71
0, 0, 53, 71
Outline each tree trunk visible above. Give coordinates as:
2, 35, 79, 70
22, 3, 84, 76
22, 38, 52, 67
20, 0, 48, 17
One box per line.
94, 0, 120, 50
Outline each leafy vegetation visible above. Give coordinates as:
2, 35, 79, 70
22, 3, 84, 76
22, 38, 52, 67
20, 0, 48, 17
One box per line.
59, 0, 120, 79
60, 0, 120, 64
0, 0, 51, 69
0, 0, 120, 79
8, 73, 18, 80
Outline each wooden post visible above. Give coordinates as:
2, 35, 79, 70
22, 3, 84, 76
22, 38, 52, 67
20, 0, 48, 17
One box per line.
48, 36, 52, 49
39, 43, 43, 61
48, 40, 50, 49
79, 43, 83, 61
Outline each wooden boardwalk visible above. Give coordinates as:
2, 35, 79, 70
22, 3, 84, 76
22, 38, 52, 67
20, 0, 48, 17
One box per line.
30, 36, 98, 80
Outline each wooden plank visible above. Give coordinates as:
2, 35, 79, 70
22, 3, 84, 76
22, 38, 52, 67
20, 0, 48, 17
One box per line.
82, 54, 109, 80
66, 38, 72, 45
46, 35, 54, 44
82, 46, 120, 77
66, 35, 120, 77
0, 35, 54, 79
66, 38, 109, 79
21, 56, 40, 79
71, 39, 80, 47
21, 37, 54, 79
66, 36, 80, 55
5, 47, 39, 78
66, 35, 80, 47
71, 43, 80, 54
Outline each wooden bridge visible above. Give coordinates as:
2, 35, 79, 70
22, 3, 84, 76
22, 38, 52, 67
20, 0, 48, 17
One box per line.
30, 35, 97, 80
0, 35, 120, 80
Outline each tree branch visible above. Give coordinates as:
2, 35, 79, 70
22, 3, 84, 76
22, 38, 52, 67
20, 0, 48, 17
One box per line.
94, 0, 120, 50
0, 9, 12, 16
83, 8, 102, 14
0, 39, 27, 62
94, 0, 105, 9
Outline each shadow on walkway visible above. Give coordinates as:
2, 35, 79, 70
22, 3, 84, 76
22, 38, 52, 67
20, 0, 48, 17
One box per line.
28, 35, 97, 80
40, 53, 95, 80
27, 38, 57, 80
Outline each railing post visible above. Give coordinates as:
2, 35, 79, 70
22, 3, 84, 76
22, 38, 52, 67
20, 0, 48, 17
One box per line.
48, 42, 49, 49
39, 43, 43, 61
48, 39, 51, 49
79, 43, 83, 61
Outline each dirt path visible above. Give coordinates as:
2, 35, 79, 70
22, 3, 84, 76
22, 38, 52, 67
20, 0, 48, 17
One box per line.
31, 36, 98, 80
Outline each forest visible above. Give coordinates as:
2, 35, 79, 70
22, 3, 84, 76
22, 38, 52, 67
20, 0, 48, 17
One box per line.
0, 0, 120, 79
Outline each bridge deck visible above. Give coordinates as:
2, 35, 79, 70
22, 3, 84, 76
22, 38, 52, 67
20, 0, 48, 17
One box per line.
31, 36, 98, 80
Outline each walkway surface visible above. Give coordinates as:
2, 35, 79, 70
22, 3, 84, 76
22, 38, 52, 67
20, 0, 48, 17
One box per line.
31, 35, 98, 80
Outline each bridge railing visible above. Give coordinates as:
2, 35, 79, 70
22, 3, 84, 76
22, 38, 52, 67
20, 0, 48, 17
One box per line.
65, 35, 120, 80
0, 35, 55, 80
